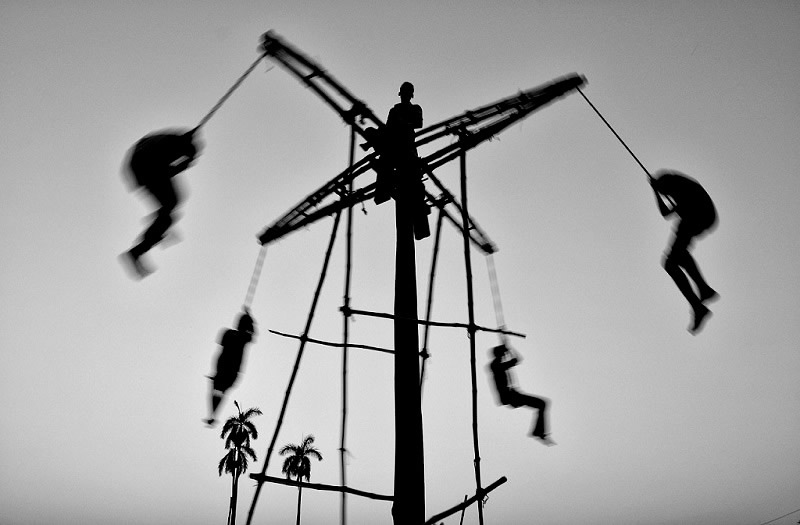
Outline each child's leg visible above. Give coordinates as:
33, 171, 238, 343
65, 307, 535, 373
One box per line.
663, 230, 701, 308
511, 391, 549, 438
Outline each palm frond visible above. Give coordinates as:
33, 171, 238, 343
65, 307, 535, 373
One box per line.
218, 449, 237, 477
279, 444, 299, 456
243, 421, 259, 440
219, 419, 235, 440
241, 444, 258, 462
242, 407, 263, 419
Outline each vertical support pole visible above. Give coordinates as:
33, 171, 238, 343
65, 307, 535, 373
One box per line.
459, 140, 485, 525
246, 212, 343, 525
420, 208, 445, 393
339, 126, 357, 525
393, 176, 425, 524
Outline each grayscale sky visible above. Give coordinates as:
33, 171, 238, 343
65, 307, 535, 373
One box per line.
1, 2, 799, 524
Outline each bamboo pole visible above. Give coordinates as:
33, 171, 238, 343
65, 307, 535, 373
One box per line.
339, 126, 357, 525
458, 144, 484, 525
344, 307, 526, 339
424, 476, 507, 525
420, 208, 445, 392
269, 330, 393, 354
248, 474, 394, 502
246, 211, 343, 525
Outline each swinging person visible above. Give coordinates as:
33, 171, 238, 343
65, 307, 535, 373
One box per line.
489, 343, 554, 445
205, 309, 257, 427
649, 170, 718, 334
121, 128, 202, 279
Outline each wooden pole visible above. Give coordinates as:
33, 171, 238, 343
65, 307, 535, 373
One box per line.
424, 476, 507, 525
339, 126, 357, 525
344, 308, 526, 339
246, 212, 343, 525
392, 174, 425, 524
248, 474, 394, 502
459, 142, 484, 525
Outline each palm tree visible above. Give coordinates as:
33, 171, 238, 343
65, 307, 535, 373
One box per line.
279, 434, 323, 525
218, 401, 262, 525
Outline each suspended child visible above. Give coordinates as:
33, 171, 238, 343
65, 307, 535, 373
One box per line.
488, 343, 554, 445
205, 309, 257, 427
120, 128, 202, 278
649, 170, 718, 334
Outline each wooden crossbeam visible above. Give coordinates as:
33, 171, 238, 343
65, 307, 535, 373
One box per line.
425, 476, 508, 525
344, 307, 526, 339
268, 329, 394, 354
248, 474, 393, 502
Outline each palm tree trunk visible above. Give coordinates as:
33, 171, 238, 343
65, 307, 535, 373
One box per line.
295, 481, 302, 525
230, 468, 239, 525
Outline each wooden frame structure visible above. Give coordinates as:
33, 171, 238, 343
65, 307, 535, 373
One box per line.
240, 30, 586, 525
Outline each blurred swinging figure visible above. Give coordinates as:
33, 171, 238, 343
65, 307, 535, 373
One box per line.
650, 170, 718, 334
489, 344, 554, 445
121, 128, 202, 278
206, 310, 256, 427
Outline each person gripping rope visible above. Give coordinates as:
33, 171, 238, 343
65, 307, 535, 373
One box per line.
121, 128, 202, 278
489, 344, 554, 445
206, 310, 257, 427
650, 170, 719, 334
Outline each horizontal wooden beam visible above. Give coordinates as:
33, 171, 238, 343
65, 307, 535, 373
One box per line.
248, 473, 393, 502
343, 307, 526, 339
425, 476, 508, 525
268, 329, 394, 354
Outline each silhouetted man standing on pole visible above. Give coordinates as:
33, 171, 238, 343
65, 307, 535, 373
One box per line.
386, 81, 422, 164
386, 81, 429, 240
650, 170, 718, 334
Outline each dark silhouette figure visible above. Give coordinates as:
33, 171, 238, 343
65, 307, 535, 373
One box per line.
386, 82, 423, 162
650, 170, 718, 334
121, 128, 201, 278
206, 310, 257, 427
384, 82, 430, 240
489, 344, 554, 445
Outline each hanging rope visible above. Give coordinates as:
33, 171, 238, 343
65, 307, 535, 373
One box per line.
243, 244, 268, 310
194, 53, 272, 132
486, 253, 507, 345
576, 87, 653, 180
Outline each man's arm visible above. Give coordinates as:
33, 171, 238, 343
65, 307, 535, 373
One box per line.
650, 178, 675, 217
412, 105, 423, 129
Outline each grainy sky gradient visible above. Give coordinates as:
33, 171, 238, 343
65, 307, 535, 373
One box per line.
1, 2, 799, 524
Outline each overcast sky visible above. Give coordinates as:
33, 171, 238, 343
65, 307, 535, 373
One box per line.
1, 2, 799, 524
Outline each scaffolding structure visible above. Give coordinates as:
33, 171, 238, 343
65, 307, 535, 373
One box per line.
203, 31, 586, 525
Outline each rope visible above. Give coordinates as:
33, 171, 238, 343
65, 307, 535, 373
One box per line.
243, 245, 267, 310
486, 253, 507, 344
576, 87, 652, 180
194, 53, 271, 132
757, 507, 800, 525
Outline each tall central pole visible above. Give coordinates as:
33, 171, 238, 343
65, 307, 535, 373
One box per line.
393, 179, 426, 524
